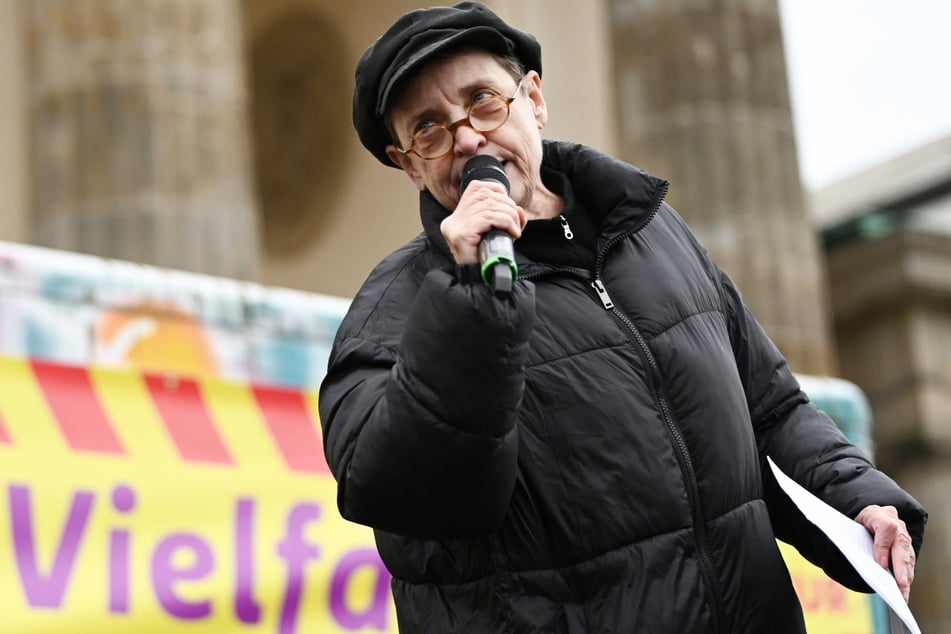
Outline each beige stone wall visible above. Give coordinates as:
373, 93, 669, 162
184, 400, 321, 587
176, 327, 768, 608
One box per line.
24, 0, 260, 280
492, 0, 619, 156
244, 0, 424, 299
0, 1, 28, 244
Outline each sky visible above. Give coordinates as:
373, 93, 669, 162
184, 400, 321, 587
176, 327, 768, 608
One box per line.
778, 0, 951, 189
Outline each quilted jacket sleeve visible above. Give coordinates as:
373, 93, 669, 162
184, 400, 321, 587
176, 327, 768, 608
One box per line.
718, 268, 927, 591
319, 261, 535, 540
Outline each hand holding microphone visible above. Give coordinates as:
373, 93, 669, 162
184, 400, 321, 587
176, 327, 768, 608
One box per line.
459, 156, 519, 298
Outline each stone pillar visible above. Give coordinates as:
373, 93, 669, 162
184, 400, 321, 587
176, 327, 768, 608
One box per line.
0, 1, 28, 244
609, 0, 833, 375
25, 0, 260, 280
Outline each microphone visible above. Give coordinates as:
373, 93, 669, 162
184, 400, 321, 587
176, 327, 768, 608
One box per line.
460, 155, 519, 298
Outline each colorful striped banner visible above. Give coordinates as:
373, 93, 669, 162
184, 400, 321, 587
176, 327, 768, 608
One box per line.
0, 354, 395, 634
0, 355, 329, 475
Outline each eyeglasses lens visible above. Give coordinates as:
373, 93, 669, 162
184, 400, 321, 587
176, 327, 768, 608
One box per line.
413, 95, 511, 159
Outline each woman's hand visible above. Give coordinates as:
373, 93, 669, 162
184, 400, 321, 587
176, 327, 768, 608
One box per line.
441, 180, 525, 265
855, 504, 916, 602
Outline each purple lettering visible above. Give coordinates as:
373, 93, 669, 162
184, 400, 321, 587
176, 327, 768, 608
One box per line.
276, 502, 321, 634
235, 497, 261, 624
330, 549, 392, 630
151, 533, 214, 619
109, 485, 136, 613
8, 485, 367, 630
9, 484, 94, 608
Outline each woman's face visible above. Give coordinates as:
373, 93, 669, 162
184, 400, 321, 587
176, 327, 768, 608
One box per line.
385, 50, 554, 220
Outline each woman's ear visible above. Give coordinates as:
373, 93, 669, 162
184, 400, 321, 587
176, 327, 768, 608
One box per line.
525, 71, 548, 128
386, 147, 427, 191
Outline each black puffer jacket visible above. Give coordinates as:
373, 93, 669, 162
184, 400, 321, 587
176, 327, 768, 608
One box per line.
319, 141, 926, 633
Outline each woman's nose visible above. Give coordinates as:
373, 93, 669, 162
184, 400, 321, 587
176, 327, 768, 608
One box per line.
453, 123, 487, 155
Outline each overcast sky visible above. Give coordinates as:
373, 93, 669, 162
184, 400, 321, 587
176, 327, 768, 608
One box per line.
778, 0, 951, 189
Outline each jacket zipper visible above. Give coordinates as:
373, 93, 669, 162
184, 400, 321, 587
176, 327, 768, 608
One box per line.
526, 265, 727, 631
559, 214, 574, 240
590, 277, 725, 633
590, 182, 727, 633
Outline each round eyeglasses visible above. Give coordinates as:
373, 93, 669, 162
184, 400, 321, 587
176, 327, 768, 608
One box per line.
395, 80, 524, 160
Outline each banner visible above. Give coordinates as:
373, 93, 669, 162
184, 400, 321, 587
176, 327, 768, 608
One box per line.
0, 241, 350, 390
0, 355, 397, 633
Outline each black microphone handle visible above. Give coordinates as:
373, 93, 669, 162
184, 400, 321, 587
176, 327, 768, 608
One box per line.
460, 156, 519, 298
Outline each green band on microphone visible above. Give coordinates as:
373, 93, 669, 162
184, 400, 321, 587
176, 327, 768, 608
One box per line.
480, 256, 518, 287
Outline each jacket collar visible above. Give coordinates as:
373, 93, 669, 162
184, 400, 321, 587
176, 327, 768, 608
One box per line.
541, 141, 668, 247
419, 140, 669, 263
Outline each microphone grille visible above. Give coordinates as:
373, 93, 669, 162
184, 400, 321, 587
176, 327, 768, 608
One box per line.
461, 155, 510, 194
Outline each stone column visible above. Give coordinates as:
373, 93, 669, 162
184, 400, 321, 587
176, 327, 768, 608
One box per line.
25, 0, 260, 280
0, 1, 28, 244
609, 0, 833, 375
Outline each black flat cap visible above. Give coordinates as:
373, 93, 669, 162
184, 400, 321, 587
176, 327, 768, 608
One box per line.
353, 1, 542, 167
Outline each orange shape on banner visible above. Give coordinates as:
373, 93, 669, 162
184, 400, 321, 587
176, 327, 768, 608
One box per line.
96, 303, 219, 379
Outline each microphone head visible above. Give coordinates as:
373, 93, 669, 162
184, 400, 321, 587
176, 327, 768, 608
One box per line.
461, 155, 510, 194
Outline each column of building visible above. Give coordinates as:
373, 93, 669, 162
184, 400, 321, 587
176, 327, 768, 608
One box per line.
609, 0, 833, 376
24, 0, 260, 280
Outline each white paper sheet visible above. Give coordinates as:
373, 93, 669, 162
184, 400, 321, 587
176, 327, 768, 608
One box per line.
767, 456, 921, 634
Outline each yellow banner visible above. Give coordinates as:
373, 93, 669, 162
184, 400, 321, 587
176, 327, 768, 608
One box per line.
778, 542, 875, 634
0, 356, 397, 633
0, 355, 878, 634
